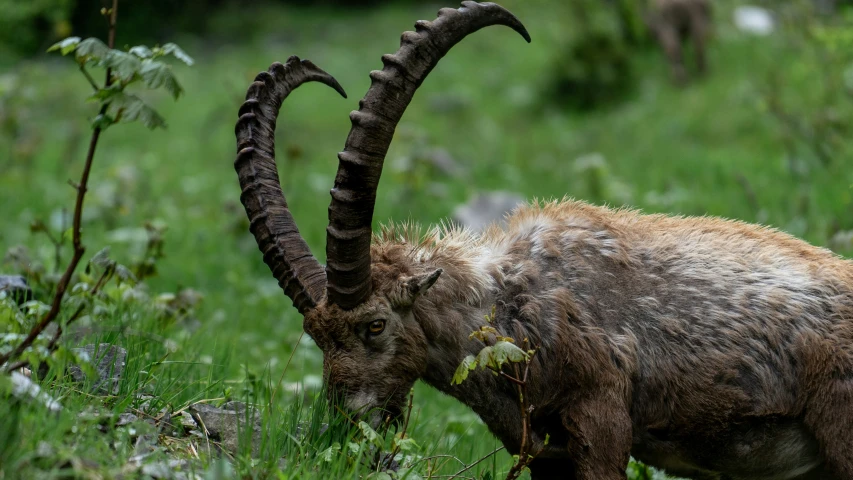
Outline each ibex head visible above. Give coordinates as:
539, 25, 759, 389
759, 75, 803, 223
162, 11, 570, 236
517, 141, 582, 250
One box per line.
234, 1, 529, 425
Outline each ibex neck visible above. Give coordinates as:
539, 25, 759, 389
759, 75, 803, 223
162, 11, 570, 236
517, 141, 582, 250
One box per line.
408, 236, 527, 449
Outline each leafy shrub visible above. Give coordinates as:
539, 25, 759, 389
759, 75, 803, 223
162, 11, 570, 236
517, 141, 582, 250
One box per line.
541, 0, 641, 111
0, 0, 73, 60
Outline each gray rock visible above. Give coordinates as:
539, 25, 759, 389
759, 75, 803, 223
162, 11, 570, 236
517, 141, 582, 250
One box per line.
141, 462, 173, 479
133, 433, 160, 458
0, 275, 32, 304
452, 191, 526, 232
116, 412, 139, 427
68, 344, 127, 395
421, 148, 463, 177
178, 411, 198, 430
733, 6, 774, 36
426, 92, 471, 114
188, 402, 262, 455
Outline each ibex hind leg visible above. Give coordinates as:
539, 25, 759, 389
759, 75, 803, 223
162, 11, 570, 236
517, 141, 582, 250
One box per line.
804, 375, 853, 478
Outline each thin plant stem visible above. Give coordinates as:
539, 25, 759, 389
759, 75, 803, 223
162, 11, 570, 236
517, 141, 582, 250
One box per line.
46, 264, 115, 353
268, 330, 304, 410
447, 446, 505, 480
0, 0, 119, 370
79, 65, 100, 92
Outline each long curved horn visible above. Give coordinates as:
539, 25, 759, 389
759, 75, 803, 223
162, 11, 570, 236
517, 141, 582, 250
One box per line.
235, 56, 347, 314
325, 1, 530, 309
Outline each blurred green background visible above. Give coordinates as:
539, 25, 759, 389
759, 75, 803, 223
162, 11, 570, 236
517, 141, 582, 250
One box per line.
2, 0, 853, 478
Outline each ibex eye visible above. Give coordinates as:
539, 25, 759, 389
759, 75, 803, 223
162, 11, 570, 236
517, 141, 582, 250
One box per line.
368, 320, 386, 335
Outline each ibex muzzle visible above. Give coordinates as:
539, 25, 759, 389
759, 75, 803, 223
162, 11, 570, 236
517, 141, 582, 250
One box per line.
234, 2, 853, 479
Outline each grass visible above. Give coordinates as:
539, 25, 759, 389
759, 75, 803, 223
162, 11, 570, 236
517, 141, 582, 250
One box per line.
1, 0, 852, 478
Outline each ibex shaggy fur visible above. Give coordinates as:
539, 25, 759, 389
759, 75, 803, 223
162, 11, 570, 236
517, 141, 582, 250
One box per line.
646, 0, 712, 84
234, 2, 853, 479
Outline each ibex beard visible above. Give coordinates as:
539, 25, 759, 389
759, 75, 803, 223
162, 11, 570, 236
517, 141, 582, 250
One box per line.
234, 2, 853, 479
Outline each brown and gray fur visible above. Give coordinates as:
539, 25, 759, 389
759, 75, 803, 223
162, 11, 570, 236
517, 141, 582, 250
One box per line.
307, 203, 853, 480
234, 3, 852, 479
646, 0, 712, 84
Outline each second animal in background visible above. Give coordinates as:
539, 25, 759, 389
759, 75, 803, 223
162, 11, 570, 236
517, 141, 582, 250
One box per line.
645, 0, 712, 85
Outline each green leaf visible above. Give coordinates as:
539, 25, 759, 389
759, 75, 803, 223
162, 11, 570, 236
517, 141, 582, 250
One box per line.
129, 45, 153, 59
318, 442, 340, 462
357, 421, 383, 447
392, 433, 419, 453
115, 265, 136, 283
491, 340, 529, 367
90, 247, 112, 269
88, 84, 123, 102
395, 469, 423, 480
75, 38, 109, 62
76, 38, 109, 58
101, 50, 142, 82
160, 42, 194, 65
48, 37, 81, 55
104, 91, 166, 130
451, 354, 477, 385
139, 59, 183, 99
475, 346, 495, 370
365, 474, 393, 480
90, 113, 116, 130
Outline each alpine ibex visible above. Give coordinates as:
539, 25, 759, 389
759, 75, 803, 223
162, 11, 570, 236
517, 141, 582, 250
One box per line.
234, 2, 853, 479
646, 0, 712, 84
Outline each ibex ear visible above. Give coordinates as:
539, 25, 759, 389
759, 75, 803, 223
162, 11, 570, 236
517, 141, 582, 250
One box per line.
394, 269, 442, 307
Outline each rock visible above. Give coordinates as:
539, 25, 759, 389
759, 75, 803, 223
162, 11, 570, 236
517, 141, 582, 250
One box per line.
188, 402, 262, 455
0, 275, 33, 304
141, 462, 173, 478
734, 6, 774, 36
178, 411, 198, 431
420, 148, 463, 177
133, 433, 160, 458
68, 344, 127, 395
451, 191, 526, 232
830, 230, 853, 253
116, 412, 139, 427
8, 371, 62, 411
426, 92, 471, 114
393, 148, 465, 181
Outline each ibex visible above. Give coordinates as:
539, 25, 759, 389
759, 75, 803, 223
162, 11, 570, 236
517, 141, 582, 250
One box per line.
234, 2, 852, 479
646, 0, 712, 84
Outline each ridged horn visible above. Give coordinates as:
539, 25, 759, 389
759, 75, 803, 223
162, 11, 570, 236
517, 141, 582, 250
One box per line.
235, 56, 347, 314
325, 1, 530, 310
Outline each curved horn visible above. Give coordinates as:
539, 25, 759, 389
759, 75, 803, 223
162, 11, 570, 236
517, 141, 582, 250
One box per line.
235, 56, 347, 314
325, 1, 530, 309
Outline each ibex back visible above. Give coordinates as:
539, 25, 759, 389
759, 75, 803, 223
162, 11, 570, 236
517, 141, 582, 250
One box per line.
233, 2, 853, 479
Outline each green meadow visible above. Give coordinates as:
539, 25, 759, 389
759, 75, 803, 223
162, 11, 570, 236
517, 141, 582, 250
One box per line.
1, 0, 851, 478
